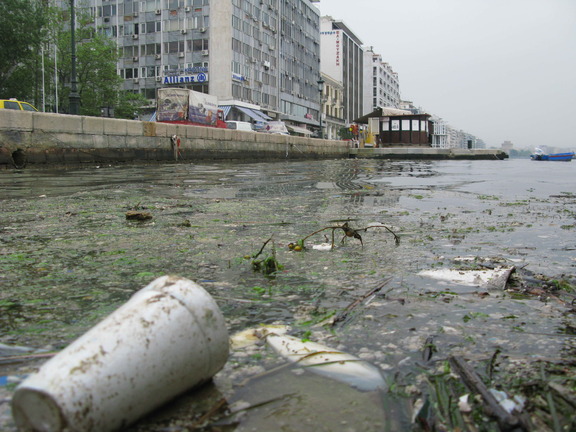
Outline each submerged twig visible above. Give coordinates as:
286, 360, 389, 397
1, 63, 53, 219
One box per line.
293, 221, 400, 250
331, 278, 393, 327
251, 237, 283, 275
359, 224, 401, 246
252, 236, 273, 259
0, 352, 58, 364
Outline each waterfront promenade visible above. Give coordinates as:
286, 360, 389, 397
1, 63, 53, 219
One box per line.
0, 110, 506, 167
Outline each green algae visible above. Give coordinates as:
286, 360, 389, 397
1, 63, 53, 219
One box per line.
0, 159, 574, 431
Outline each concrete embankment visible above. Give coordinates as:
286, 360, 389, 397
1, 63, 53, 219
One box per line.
0, 110, 349, 168
350, 147, 508, 160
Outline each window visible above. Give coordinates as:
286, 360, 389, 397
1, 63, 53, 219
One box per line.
192, 38, 208, 51
4, 101, 20, 110
146, 21, 159, 33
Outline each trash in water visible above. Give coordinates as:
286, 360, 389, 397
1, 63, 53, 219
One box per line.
125, 210, 153, 221
418, 266, 515, 290
265, 333, 387, 392
11, 275, 229, 432
229, 324, 290, 350
489, 388, 526, 414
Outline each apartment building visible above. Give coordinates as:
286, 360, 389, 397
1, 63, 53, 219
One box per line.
363, 47, 400, 113
320, 72, 345, 140
78, 0, 322, 128
320, 16, 363, 125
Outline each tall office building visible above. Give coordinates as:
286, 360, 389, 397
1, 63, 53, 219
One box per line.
75, 0, 322, 128
320, 16, 363, 125
363, 47, 400, 112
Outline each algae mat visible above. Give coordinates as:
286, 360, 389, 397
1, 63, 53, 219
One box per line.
1, 159, 575, 431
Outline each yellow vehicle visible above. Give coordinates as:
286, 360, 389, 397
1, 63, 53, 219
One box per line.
0, 98, 38, 111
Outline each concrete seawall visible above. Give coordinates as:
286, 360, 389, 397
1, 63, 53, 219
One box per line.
349, 147, 508, 160
0, 111, 349, 168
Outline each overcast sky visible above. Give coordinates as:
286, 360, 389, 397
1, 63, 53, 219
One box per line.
316, 0, 576, 149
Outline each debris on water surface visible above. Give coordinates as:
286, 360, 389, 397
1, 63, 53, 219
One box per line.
125, 210, 153, 221
290, 221, 400, 251
229, 325, 290, 350
265, 333, 387, 392
229, 324, 386, 392
250, 237, 283, 275
331, 278, 393, 327
449, 355, 531, 431
418, 266, 515, 289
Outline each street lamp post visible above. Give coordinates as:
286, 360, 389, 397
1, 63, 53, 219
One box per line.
69, 0, 80, 114
317, 78, 325, 139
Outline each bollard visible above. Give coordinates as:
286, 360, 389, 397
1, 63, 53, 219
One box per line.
12, 276, 229, 432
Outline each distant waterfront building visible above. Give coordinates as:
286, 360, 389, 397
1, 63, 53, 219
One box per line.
430, 116, 449, 148
320, 16, 364, 125
501, 140, 513, 152
362, 47, 400, 113
355, 107, 431, 147
319, 72, 345, 139
75, 0, 322, 129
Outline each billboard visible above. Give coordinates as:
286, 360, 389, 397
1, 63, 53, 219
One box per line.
157, 88, 189, 122
188, 91, 219, 126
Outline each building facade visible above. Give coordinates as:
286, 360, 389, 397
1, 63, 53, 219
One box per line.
319, 72, 345, 140
77, 0, 322, 129
430, 116, 449, 148
362, 47, 400, 113
320, 16, 363, 126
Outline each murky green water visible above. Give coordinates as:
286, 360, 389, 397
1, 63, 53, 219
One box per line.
1, 158, 575, 431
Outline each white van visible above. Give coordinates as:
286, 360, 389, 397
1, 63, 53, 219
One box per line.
226, 121, 254, 132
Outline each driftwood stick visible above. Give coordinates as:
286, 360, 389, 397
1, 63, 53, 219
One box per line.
449, 356, 527, 431
0, 352, 57, 364
252, 236, 273, 259
331, 278, 392, 327
548, 382, 576, 408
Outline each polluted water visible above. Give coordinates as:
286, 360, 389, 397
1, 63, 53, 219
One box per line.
0, 158, 575, 431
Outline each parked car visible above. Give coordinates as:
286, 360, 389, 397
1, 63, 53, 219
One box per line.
262, 120, 289, 135
0, 98, 38, 112
226, 121, 254, 132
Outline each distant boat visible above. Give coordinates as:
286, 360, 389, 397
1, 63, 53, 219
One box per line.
531, 148, 574, 161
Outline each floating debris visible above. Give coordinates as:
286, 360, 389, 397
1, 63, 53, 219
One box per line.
266, 334, 387, 392
229, 325, 290, 350
418, 266, 515, 290
125, 210, 153, 221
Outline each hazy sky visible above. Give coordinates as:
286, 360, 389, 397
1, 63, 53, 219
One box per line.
316, 0, 576, 149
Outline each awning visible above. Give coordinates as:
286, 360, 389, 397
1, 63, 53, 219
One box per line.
354, 107, 429, 124
219, 105, 232, 118
219, 105, 272, 122
236, 106, 272, 122
287, 125, 313, 135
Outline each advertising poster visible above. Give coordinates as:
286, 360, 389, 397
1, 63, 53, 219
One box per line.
188, 91, 218, 126
157, 88, 189, 121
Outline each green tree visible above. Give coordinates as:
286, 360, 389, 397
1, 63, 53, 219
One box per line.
57, 32, 123, 115
115, 91, 150, 120
3, 1, 152, 118
0, 0, 49, 101
46, 11, 147, 117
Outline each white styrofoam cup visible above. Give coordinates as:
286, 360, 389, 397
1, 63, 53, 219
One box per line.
12, 275, 229, 431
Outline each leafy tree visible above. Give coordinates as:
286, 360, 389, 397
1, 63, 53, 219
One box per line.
115, 91, 150, 120
55, 30, 123, 115
45, 10, 146, 117
3, 2, 154, 118
0, 0, 49, 101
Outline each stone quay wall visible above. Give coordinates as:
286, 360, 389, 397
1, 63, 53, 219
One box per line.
0, 110, 349, 168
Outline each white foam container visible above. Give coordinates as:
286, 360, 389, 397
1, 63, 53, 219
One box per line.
12, 276, 229, 432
